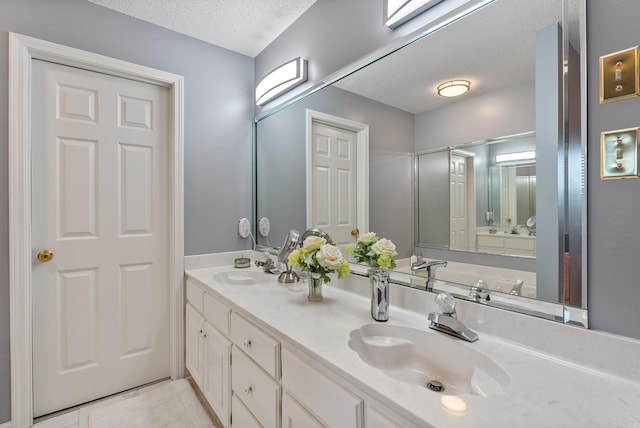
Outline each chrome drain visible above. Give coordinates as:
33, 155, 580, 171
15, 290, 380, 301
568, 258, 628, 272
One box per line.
427, 380, 444, 392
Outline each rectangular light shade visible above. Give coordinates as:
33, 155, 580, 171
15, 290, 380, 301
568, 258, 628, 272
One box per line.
495, 151, 536, 163
255, 57, 307, 106
384, 0, 444, 28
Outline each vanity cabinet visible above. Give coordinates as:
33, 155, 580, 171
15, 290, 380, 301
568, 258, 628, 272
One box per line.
186, 281, 232, 428
476, 233, 536, 257
186, 274, 415, 428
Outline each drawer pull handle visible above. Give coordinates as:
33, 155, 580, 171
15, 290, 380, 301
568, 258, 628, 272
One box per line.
244, 386, 253, 395
243, 339, 252, 348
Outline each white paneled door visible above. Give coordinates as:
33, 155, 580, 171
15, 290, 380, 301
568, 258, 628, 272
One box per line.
450, 154, 469, 251
310, 122, 358, 246
31, 59, 170, 417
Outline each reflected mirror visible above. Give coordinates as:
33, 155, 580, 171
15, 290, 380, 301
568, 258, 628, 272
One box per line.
417, 132, 538, 257
254, 0, 585, 321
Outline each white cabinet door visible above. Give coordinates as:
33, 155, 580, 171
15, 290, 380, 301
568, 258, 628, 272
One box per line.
185, 304, 205, 386
202, 321, 231, 428
282, 392, 323, 428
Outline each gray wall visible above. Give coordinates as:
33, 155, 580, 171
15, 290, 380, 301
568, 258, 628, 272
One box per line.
256, 85, 414, 256
587, 0, 640, 339
414, 83, 536, 151
1, 0, 254, 423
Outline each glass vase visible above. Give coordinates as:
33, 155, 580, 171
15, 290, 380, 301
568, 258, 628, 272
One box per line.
369, 267, 390, 321
308, 273, 324, 302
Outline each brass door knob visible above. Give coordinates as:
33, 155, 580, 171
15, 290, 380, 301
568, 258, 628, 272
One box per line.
351, 229, 360, 237
37, 250, 54, 263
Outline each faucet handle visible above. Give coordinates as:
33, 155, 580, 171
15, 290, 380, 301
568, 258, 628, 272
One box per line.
469, 279, 490, 302
435, 292, 456, 315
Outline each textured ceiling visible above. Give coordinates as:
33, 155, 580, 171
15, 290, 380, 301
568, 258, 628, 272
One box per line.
88, 0, 317, 57
335, 0, 567, 114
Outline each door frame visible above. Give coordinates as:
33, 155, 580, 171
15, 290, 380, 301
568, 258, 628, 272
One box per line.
305, 109, 369, 237
8, 33, 185, 426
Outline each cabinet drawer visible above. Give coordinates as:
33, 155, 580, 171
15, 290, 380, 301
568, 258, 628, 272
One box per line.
477, 235, 504, 249
231, 395, 261, 428
366, 404, 405, 428
282, 348, 363, 427
282, 392, 323, 428
204, 292, 230, 335
232, 348, 280, 428
186, 279, 204, 313
505, 237, 536, 251
231, 312, 280, 378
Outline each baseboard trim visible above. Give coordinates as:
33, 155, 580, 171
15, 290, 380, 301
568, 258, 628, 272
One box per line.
0, 420, 13, 428
184, 371, 223, 428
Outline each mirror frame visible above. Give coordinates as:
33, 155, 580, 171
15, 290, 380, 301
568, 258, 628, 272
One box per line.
253, 0, 587, 326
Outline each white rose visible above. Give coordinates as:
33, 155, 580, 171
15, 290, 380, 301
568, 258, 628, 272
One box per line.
358, 232, 378, 245
301, 236, 326, 253
317, 244, 345, 270
371, 238, 397, 256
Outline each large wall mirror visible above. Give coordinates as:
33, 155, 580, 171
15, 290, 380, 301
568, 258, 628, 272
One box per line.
254, 0, 586, 324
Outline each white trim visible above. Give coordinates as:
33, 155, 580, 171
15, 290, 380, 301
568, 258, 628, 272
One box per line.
0, 421, 12, 428
305, 109, 369, 236
8, 33, 185, 427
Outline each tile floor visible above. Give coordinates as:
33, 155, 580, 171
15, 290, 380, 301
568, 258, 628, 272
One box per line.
32, 379, 215, 428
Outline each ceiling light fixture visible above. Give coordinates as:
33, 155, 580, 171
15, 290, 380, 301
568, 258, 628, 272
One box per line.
384, 0, 444, 28
255, 57, 308, 106
495, 151, 536, 163
437, 80, 471, 97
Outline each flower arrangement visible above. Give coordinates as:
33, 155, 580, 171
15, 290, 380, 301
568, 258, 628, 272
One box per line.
346, 232, 397, 269
288, 236, 350, 283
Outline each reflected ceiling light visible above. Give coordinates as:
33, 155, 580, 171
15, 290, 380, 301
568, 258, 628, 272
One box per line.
255, 57, 307, 106
384, 0, 444, 28
495, 151, 536, 163
437, 80, 471, 97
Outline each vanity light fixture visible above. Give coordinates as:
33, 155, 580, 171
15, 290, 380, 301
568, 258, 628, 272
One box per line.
495, 151, 536, 163
384, 0, 444, 28
436, 80, 471, 97
255, 57, 308, 106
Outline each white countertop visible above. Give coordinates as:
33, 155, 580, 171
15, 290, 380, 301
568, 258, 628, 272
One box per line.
186, 264, 640, 428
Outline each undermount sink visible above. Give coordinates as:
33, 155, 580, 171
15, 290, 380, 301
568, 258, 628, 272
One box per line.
212, 270, 271, 285
348, 324, 510, 396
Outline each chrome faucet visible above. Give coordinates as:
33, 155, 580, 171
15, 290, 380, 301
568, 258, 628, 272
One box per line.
427, 292, 478, 342
370, 268, 390, 322
411, 260, 447, 290
510, 279, 524, 296
469, 279, 490, 303
255, 252, 279, 274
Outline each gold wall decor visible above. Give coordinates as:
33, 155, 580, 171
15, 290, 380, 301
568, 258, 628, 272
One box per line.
600, 46, 640, 103
600, 127, 640, 179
